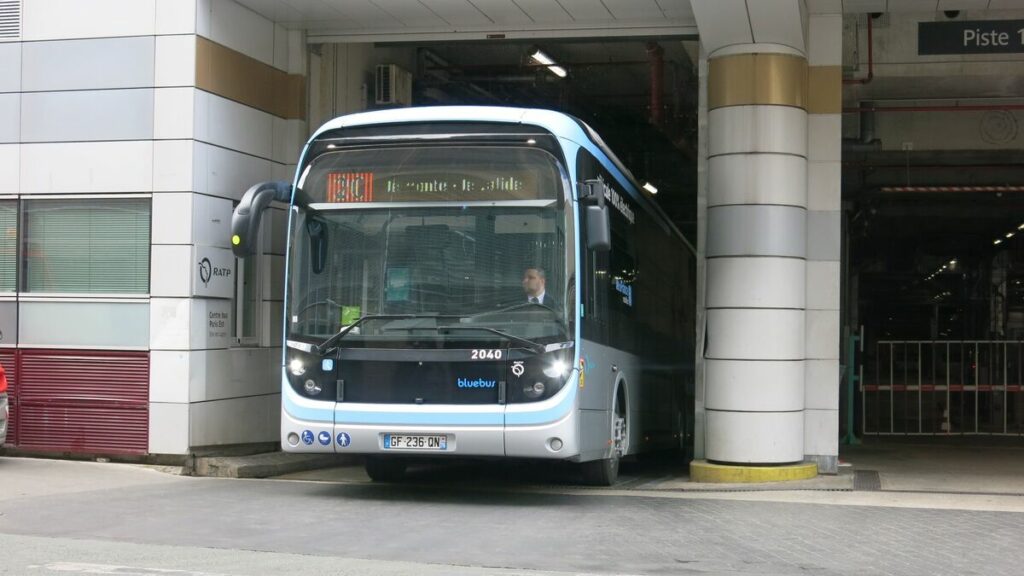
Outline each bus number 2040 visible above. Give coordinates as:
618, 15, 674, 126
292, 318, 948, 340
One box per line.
470, 349, 503, 360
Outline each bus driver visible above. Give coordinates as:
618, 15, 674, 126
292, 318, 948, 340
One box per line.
522, 266, 555, 308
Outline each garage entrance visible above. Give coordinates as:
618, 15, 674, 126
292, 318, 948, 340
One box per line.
846, 110, 1024, 437
308, 38, 699, 240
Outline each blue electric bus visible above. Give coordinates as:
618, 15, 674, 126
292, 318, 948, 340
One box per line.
232, 106, 695, 485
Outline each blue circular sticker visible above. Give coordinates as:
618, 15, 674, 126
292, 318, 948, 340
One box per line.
337, 432, 352, 448
318, 431, 331, 446
300, 430, 314, 445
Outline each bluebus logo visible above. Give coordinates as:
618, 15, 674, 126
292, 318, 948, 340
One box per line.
457, 378, 497, 389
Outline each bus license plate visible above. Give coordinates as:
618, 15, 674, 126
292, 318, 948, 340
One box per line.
384, 434, 447, 450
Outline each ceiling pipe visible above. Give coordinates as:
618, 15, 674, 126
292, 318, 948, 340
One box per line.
844, 15, 874, 85
647, 42, 664, 127
843, 103, 1024, 113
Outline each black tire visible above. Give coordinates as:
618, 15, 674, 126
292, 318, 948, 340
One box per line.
581, 386, 626, 486
364, 456, 407, 482
581, 454, 619, 486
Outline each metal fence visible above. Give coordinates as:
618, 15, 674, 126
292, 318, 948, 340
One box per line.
862, 340, 1024, 435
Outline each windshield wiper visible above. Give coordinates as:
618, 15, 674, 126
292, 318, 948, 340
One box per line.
314, 314, 429, 355
436, 325, 546, 354
466, 301, 559, 319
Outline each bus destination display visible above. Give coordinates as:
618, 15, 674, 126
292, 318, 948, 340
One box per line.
326, 171, 531, 203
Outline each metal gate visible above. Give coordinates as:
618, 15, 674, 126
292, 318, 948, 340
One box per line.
862, 340, 1024, 435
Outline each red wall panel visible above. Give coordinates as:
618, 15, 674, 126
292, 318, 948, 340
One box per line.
14, 350, 149, 455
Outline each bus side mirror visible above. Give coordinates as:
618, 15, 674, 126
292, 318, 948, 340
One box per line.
307, 219, 328, 275
579, 179, 611, 252
232, 181, 292, 258
585, 205, 611, 251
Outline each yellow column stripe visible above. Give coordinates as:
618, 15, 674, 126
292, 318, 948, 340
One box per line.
708, 53, 808, 110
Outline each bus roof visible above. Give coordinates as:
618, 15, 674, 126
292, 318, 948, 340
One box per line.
311, 106, 587, 144
308, 106, 692, 250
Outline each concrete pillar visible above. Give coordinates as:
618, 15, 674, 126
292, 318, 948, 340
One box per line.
692, 2, 843, 474
703, 46, 808, 464
804, 14, 844, 474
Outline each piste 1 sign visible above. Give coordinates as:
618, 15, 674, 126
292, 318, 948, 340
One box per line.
919, 19, 1024, 55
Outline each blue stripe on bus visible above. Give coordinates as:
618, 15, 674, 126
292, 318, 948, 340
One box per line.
282, 375, 334, 423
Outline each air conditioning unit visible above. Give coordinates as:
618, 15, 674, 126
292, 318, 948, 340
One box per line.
375, 64, 412, 106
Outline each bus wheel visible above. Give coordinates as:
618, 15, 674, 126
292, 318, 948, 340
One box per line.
581, 387, 626, 486
364, 456, 407, 482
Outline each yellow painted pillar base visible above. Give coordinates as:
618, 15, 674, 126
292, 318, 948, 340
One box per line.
690, 460, 818, 483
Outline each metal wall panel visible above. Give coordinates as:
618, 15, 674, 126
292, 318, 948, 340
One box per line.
15, 350, 149, 454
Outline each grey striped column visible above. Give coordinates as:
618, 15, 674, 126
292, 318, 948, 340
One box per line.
705, 46, 808, 464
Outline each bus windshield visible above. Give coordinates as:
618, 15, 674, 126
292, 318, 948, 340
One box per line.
288, 145, 571, 348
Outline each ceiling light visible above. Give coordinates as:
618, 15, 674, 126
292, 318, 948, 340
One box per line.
995, 239, 1003, 245
531, 49, 555, 66
643, 182, 658, 194
1008, 232, 1015, 238
547, 65, 567, 78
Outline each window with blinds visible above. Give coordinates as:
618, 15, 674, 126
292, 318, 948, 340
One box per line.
0, 201, 15, 292
23, 199, 151, 293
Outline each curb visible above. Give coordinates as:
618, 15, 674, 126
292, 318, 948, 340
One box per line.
188, 452, 353, 478
689, 460, 818, 483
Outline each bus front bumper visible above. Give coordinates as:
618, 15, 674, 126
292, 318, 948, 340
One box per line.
281, 379, 580, 459
281, 408, 579, 460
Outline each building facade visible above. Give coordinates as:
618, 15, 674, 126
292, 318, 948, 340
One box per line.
1, 0, 1021, 475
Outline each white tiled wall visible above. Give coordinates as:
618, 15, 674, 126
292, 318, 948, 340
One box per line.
0, 44, 22, 92
22, 0, 159, 41
150, 297, 192, 351
192, 140, 274, 200
206, 0, 275, 66
152, 193, 194, 244
149, 402, 190, 454
156, 0, 198, 35
0, 145, 18, 194
804, 13, 842, 471
21, 141, 154, 194
150, 350, 192, 403
21, 89, 155, 142
194, 90, 275, 159
10, 0, 302, 455
19, 301, 150, 348
190, 393, 279, 447
192, 193, 233, 248
154, 88, 196, 140
151, 244, 194, 298
153, 140, 195, 192
21, 37, 155, 91
155, 35, 197, 87
0, 94, 19, 143
190, 347, 279, 401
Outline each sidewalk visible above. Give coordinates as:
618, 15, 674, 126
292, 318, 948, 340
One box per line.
182, 436, 1024, 496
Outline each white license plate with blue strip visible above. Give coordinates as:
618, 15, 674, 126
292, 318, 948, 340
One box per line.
383, 434, 448, 450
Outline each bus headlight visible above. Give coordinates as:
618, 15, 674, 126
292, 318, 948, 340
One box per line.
289, 358, 306, 376
543, 360, 568, 378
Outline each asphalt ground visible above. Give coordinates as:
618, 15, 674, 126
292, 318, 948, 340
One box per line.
1, 452, 1024, 575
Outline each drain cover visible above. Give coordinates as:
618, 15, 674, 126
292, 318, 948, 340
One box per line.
854, 470, 881, 491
